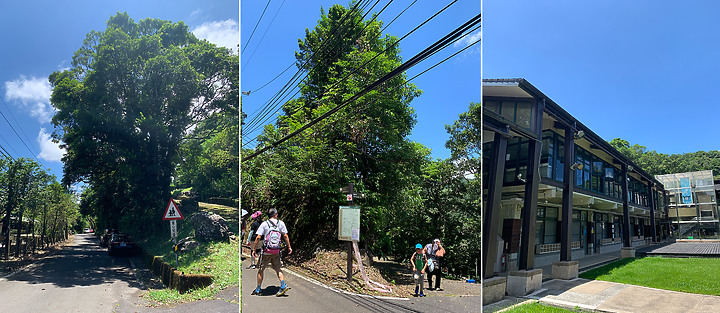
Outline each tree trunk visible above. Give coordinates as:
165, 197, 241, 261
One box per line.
41, 206, 47, 249
3, 206, 11, 260
15, 208, 24, 257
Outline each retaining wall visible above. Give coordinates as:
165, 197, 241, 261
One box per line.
141, 248, 213, 293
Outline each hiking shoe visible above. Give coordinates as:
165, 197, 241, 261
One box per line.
427, 287, 434, 291
276, 286, 290, 296
435, 287, 443, 291
251, 287, 261, 295
419, 293, 426, 297
413, 293, 418, 297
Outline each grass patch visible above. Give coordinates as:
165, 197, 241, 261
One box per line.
579, 257, 720, 296
500, 302, 588, 313
139, 213, 239, 305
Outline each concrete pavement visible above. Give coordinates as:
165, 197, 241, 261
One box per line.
241, 256, 481, 312
486, 243, 720, 313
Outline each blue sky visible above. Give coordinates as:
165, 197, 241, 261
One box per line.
0, 0, 238, 183
484, 1, 720, 155
241, 0, 481, 160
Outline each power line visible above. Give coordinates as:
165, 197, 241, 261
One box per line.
242, 0, 405, 135
0, 132, 20, 158
242, 13, 481, 161
244, 0, 417, 96
242, 0, 375, 133
0, 95, 43, 164
241, 0, 286, 73
242, 0, 457, 138
242, 0, 273, 54
0, 93, 39, 156
243, 23, 480, 151
380, 0, 417, 33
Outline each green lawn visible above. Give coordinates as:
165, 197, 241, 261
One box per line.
579, 257, 720, 296
500, 302, 586, 313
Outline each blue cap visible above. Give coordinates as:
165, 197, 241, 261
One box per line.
415, 243, 423, 249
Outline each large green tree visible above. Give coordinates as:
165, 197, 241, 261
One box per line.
49, 13, 238, 233
243, 3, 424, 257
176, 111, 239, 201
609, 138, 720, 178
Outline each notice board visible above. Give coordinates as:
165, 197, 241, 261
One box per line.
338, 206, 360, 241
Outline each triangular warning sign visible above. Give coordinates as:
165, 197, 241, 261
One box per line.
163, 199, 184, 220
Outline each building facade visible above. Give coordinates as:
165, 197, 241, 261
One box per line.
656, 170, 719, 237
482, 79, 669, 279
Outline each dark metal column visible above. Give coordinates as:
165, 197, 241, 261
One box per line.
482, 132, 508, 279
648, 183, 657, 242
560, 127, 575, 261
622, 164, 631, 247
518, 99, 545, 270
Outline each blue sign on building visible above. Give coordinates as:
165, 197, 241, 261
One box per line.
680, 177, 693, 204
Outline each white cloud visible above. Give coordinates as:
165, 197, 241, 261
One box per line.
453, 30, 482, 48
192, 19, 239, 53
37, 128, 66, 162
190, 9, 202, 18
4, 76, 55, 124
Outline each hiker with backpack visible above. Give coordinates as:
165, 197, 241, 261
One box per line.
424, 238, 446, 291
246, 211, 263, 269
251, 208, 293, 296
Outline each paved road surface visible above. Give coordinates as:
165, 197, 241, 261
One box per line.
0, 233, 147, 312
241, 257, 480, 312
0, 233, 239, 313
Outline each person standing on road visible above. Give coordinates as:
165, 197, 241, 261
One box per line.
424, 238, 446, 291
251, 208, 293, 296
411, 243, 428, 297
246, 211, 263, 269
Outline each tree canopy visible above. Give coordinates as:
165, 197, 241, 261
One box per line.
609, 138, 720, 178
242, 4, 481, 276
49, 12, 238, 233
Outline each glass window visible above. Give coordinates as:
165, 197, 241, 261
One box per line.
556, 141, 565, 182
501, 101, 515, 121
485, 101, 499, 114
516, 102, 532, 129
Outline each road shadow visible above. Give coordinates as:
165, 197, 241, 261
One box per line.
3, 234, 145, 289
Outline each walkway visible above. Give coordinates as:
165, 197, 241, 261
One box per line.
528, 278, 720, 313
643, 240, 720, 256
485, 241, 720, 313
538, 250, 623, 280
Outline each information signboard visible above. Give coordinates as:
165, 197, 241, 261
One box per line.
338, 206, 360, 241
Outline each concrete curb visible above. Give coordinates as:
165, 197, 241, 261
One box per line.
242, 252, 409, 301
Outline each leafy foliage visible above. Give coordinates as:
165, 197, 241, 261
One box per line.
0, 157, 78, 259
243, 2, 423, 258
176, 112, 239, 201
609, 138, 720, 178
49, 12, 238, 234
242, 4, 482, 277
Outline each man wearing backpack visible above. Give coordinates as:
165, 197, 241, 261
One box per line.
424, 238, 446, 291
251, 208, 293, 296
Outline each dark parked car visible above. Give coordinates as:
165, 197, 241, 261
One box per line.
108, 233, 137, 256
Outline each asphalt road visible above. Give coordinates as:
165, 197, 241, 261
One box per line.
0, 233, 147, 312
241, 257, 481, 313
0, 233, 239, 313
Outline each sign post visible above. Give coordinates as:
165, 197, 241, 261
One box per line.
339, 183, 362, 282
163, 198, 184, 268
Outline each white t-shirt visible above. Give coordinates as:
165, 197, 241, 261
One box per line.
256, 218, 288, 238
